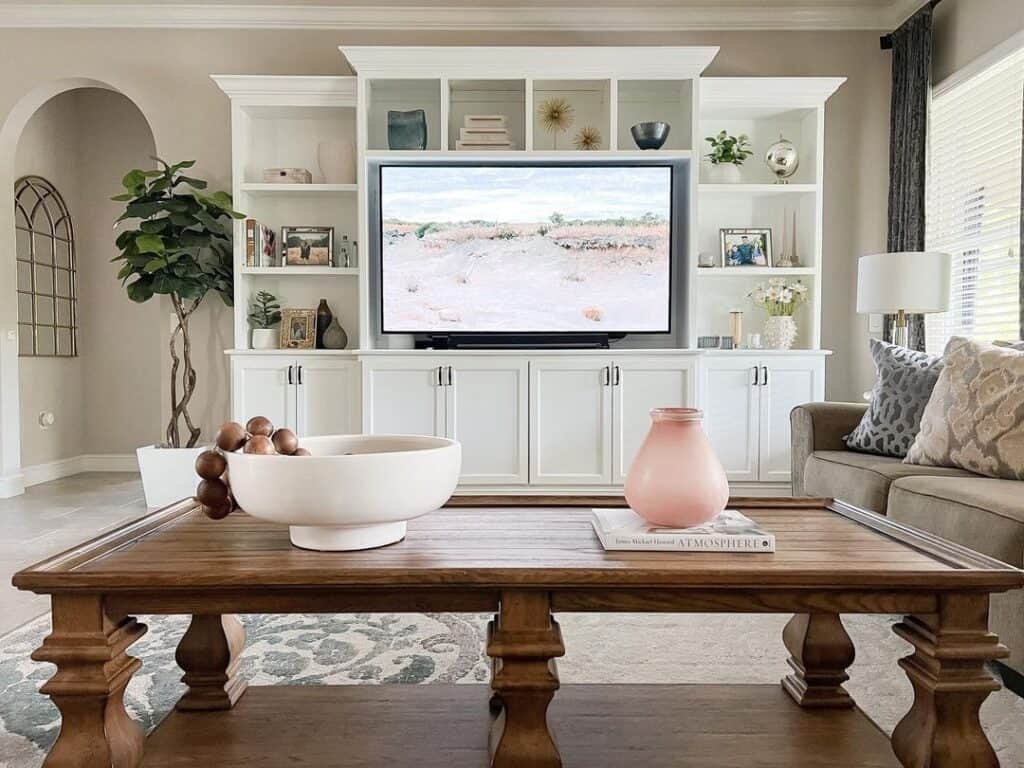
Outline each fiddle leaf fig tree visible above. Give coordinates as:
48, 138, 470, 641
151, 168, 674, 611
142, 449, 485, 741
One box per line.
112, 158, 244, 448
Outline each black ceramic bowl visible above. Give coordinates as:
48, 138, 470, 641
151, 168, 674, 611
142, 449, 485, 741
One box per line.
630, 122, 670, 150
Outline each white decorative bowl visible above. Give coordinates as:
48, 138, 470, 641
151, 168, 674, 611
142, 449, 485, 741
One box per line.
225, 434, 461, 551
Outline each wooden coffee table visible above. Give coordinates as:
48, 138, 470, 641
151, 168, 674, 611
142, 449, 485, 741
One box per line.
13, 496, 1023, 768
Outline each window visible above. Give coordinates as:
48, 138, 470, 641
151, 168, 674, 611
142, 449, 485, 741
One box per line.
925, 45, 1024, 353
14, 175, 78, 357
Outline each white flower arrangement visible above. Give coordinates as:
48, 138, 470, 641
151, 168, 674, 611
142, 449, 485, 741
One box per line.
748, 278, 808, 317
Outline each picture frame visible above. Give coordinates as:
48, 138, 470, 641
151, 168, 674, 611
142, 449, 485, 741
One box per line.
280, 308, 316, 349
721, 228, 772, 267
282, 226, 334, 267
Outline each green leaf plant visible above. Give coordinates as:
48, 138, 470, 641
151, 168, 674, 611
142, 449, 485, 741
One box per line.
248, 290, 282, 330
112, 158, 244, 448
704, 131, 753, 166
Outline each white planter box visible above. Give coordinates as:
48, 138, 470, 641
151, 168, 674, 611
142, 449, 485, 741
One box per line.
251, 328, 278, 349
136, 444, 206, 509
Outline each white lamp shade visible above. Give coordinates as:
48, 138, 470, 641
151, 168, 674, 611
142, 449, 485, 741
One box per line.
856, 251, 951, 314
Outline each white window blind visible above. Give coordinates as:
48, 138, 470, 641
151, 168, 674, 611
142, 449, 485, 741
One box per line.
925, 45, 1024, 354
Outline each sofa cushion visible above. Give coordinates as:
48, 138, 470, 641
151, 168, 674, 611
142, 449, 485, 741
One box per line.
803, 450, 972, 514
905, 336, 1024, 480
888, 476, 1024, 568
844, 338, 943, 458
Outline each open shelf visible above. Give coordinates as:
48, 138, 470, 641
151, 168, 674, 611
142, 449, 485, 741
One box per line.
699, 183, 817, 196
241, 266, 358, 276
240, 183, 357, 196
141, 684, 899, 767
448, 79, 525, 151
697, 267, 816, 277
533, 79, 611, 151
366, 79, 442, 151
616, 79, 694, 151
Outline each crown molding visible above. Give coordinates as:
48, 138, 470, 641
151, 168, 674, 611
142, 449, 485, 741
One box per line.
701, 77, 847, 108
211, 74, 356, 106
0, 4, 902, 32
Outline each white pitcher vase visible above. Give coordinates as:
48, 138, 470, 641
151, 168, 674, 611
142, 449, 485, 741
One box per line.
763, 315, 798, 350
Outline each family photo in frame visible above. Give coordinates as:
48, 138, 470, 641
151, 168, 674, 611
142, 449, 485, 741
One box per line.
721, 228, 772, 267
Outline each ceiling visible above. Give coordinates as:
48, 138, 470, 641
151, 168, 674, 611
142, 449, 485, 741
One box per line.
0, 1, 927, 31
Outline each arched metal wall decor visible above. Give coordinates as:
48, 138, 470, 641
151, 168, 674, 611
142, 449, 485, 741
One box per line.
14, 175, 77, 357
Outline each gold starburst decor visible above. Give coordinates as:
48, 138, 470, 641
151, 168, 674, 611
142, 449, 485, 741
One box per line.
537, 97, 575, 149
574, 126, 602, 151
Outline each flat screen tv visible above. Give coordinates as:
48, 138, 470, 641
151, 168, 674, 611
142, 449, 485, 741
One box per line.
376, 163, 675, 338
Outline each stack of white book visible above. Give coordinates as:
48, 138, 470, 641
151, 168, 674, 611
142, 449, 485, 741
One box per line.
591, 508, 775, 553
455, 114, 514, 151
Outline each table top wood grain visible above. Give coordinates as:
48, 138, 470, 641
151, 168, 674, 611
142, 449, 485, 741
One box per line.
13, 496, 1023, 593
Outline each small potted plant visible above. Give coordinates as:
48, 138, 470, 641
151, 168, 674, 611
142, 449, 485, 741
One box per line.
704, 131, 752, 183
749, 278, 809, 350
248, 290, 281, 349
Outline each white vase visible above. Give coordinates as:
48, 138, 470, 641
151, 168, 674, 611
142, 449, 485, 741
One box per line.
705, 162, 742, 184
251, 328, 277, 350
136, 444, 206, 509
317, 139, 355, 184
763, 315, 798, 350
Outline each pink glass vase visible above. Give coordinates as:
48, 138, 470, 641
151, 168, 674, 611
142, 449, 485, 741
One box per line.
624, 408, 730, 528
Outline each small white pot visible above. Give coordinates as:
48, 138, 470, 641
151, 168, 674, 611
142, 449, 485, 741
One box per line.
705, 162, 743, 184
136, 444, 205, 509
763, 315, 798, 350
251, 328, 278, 350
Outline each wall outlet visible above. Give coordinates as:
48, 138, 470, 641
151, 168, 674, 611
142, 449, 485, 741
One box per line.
868, 314, 883, 333
38, 411, 55, 429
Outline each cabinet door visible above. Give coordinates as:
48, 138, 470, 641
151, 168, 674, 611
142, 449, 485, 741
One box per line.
362, 358, 446, 437
529, 359, 613, 485
702, 357, 760, 483
758, 356, 825, 484
231, 356, 296, 430
612, 357, 697, 484
295, 359, 359, 438
446, 358, 529, 485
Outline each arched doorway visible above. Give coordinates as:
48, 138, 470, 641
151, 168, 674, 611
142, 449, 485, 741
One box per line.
0, 80, 158, 496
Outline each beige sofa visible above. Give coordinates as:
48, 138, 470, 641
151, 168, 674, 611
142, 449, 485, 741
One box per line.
791, 402, 1024, 681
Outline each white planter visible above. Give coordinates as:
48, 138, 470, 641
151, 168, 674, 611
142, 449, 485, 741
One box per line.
136, 444, 205, 509
226, 434, 461, 551
705, 162, 743, 184
251, 328, 278, 350
763, 315, 798, 350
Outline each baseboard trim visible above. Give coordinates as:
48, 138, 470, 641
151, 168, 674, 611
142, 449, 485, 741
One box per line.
21, 453, 138, 488
0, 471, 26, 498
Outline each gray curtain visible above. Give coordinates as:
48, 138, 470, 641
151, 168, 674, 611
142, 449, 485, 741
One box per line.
883, 4, 932, 350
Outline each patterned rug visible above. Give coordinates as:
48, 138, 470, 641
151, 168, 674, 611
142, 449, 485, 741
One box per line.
2, 612, 1023, 767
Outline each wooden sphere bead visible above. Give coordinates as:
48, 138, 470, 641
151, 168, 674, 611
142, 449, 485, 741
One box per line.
196, 478, 229, 508
245, 415, 275, 438
293, 447, 312, 456
243, 434, 276, 455
195, 450, 227, 480
215, 421, 248, 452
271, 428, 299, 455
203, 500, 233, 520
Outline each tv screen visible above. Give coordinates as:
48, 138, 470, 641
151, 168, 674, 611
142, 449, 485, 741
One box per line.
379, 164, 673, 335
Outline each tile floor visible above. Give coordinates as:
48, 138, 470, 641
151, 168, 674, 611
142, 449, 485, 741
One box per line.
0, 473, 147, 634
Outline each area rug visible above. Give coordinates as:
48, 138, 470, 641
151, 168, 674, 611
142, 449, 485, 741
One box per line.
2, 612, 1023, 767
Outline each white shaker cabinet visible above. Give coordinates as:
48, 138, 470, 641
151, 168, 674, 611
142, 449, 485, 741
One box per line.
362, 357, 446, 438
703, 354, 825, 485
231, 355, 297, 431
611, 357, 698, 483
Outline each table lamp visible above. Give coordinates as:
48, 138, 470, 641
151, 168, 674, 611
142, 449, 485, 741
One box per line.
856, 251, 951, 347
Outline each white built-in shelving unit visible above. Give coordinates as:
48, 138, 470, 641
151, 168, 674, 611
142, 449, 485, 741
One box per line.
212, 51, 844, 493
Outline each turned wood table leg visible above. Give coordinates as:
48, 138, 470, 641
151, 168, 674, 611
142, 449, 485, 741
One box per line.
487, 591, 565, 768
32, 594, 147, 768
781, 612, 856, 708
175, 614, 247, 711
891, 594, 1007, 768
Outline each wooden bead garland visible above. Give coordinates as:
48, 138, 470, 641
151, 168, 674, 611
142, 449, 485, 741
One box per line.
195, 418, 312, 520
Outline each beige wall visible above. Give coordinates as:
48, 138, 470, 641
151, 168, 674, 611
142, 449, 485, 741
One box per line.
13, 88, 158, 467
0, 28, 892, 450
15, 93, 86, 466
933, 0, 1024, 84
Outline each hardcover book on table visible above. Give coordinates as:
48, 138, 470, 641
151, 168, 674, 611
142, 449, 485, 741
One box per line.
591, 508, 775, 553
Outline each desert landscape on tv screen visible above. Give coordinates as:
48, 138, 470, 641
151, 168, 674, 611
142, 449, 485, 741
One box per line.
380, 165, 672, 333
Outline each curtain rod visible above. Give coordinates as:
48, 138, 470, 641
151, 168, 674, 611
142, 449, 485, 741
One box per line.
880, 0, 941, 50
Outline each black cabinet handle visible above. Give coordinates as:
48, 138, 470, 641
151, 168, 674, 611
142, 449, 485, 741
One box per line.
436, 366, 443, 386
447, 366, 454, 386
752, 366, 759, 386
761, 366, 769, 386
613, 365, 621, 386
287, 364, 294, 385
602, 366, 611, 386
297, 365, 304, 385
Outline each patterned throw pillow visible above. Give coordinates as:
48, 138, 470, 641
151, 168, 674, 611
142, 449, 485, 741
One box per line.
844, 338, 944, 458
905, 337, 1024, 480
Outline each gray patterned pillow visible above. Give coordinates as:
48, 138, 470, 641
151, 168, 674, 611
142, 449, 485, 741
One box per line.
844, 338, 944, 458
905, 337, 1024, 480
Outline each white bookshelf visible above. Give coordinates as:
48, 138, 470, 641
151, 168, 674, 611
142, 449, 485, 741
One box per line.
212, 75, 360, 351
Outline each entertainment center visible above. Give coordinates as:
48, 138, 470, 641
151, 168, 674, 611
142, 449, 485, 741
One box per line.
214, 47, 843, 495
